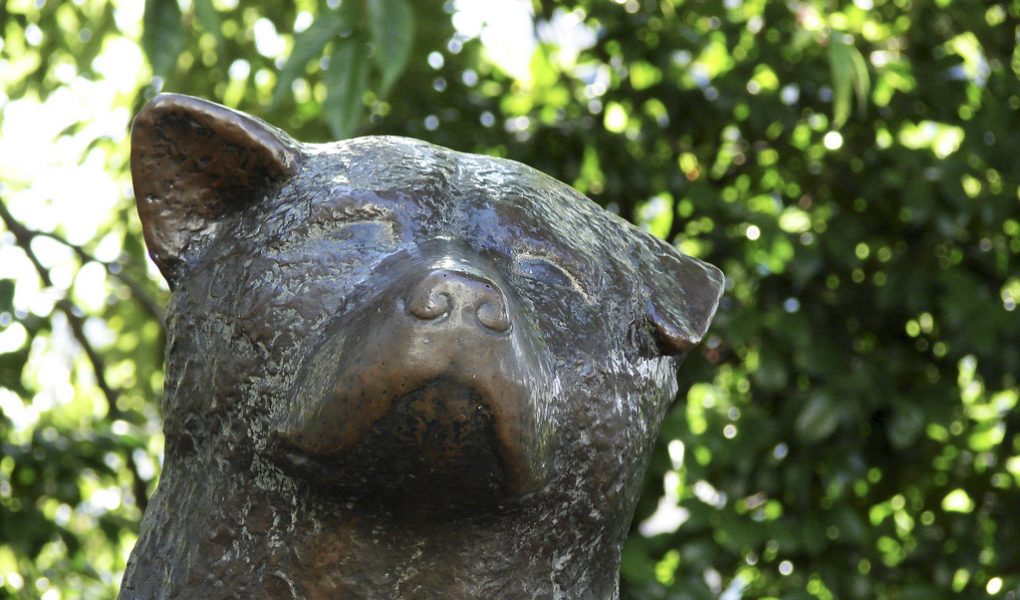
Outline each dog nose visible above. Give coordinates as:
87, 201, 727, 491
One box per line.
406, 269, 511, 333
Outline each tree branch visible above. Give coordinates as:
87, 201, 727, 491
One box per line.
10, 218, 165, 325
0, 197, 151, 511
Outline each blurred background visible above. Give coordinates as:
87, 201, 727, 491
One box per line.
1, 0, 1018, 597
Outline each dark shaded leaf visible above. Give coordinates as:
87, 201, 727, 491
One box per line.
142, 0, 184, 77
795, 392, 839, 444
368, 0, 414, 95
193, 0, 223, 52
323, 38, 370, 139
828, 33, 869, 127
887, 402, 925, 449
272, 8, 351, 109
0, 279, 14, 313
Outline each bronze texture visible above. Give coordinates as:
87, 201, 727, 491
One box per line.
120, 94, 723, 599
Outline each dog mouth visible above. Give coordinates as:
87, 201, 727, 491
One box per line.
274, 377, 508, 513
273, 363, 551, 505
268, 274, 557, 514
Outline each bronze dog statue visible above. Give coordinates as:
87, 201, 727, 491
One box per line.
120, 94, 723, 599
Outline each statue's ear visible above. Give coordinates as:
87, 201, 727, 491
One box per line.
641, 239, 725, 356
131, 93, 302, 288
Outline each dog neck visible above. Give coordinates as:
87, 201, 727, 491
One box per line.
120, 453, 626, 599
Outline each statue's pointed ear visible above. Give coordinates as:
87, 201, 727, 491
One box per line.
131, 93, 302, 288
642, 241, 725, 356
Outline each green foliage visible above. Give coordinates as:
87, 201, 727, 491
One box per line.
271, 5, 352, 111
323, 32, 370, 139
2, 0, 1019, 597
367, 0, 414, 95
827, 33, 869, 127
269, 0, 415, 137
142, 0, 183, 78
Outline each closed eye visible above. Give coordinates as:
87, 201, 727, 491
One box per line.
266, 202, 397, 254
300, 200, 400, 240
514, 253, 591, 302
314, 201, 395, 225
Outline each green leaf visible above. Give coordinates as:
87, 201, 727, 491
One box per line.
324, 39, 370, 139
900, 585, 944, 600
849, 42, 871, 118
832, 504, 869, 544
753, 349, 789, 391
272, 8, 351, 109
828, 33, 869, 127
192, 0, 223, 53
0, 279, 14, 313
887, 402, 925, 449
800, 514, 828, 554
619, 536, 655, 583
636, 193, 673, 240
142, 0, 184, 78
795, 392, 839, 444
828, 37, 853, 127
368, 0, 414, 95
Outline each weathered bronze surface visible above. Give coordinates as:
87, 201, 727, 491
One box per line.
120, 94, 724, 599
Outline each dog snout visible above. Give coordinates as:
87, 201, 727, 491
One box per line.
406, 269, 511, 333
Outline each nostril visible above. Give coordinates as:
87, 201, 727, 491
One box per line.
477, 300, 510, 333
407, 269, 511, 331
409, 290, 452, 320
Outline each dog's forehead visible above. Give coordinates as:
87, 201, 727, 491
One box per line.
299, 136, 615, 248
334, 136, 457, 199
